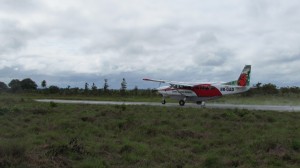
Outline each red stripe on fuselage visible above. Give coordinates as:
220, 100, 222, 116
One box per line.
192, 84, 222, 97
158, 84, 222, 97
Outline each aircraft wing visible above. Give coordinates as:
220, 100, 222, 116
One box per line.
143, 78, 194, 87
143, 78, 166, 83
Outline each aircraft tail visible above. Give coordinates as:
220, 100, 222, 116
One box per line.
237, 65, 251, 86
225, 65, 251, 86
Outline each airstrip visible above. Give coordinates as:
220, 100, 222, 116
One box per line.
36, 99, 300, 112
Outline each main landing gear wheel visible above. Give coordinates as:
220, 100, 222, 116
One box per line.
162, 99, 166, 104
179, 100, 185, 106
197, 101, 206, 107
197, 101, 205, 107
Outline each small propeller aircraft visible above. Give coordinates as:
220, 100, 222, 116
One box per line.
143, 65, 251, 106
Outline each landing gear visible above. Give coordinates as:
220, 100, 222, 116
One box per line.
201, 101, 206, 107
179, 100, 185, 106
161, 96, 166, 105
179, 97, 187, 106
196, 101, 206, 107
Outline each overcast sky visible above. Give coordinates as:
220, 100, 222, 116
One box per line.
1, 0, 300, 89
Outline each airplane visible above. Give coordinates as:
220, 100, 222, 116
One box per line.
143, 65, 251, 106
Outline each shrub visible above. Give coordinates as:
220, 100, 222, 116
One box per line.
0, 142, 26, 167
0, 107, 10, 115
50, 101, 57, 108
31, 108, 50, 115
48, 85, 60, 94
203, 155, 221, 168
292, 140, 300, 151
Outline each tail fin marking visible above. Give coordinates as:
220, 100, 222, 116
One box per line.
237, 65, 251, 86
224, 65, 251, 86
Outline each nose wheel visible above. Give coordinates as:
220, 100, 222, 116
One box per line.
179, 100, 185, 106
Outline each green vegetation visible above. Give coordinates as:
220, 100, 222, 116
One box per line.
2, 78, 300, 106
1, 94, 300, 167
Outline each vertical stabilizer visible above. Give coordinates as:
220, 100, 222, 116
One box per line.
224, 65, 251, 86
237, 65, 251, 86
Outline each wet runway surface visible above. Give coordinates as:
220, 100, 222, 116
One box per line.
35, 99, 300, 112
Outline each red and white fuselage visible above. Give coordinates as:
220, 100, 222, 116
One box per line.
143, 65, 252, 106
157, 83, 250, 102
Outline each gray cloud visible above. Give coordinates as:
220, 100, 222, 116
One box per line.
0, 0, 40, 12
0, 20, 31, 54
1, 0, 300, 88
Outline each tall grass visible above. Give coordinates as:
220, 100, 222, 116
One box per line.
0, 94, 300, 167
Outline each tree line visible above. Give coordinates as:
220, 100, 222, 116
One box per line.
0, 78, 157, 97
0, 78, 300, 96
244, 83, 300, 96
0, 78, 38, 92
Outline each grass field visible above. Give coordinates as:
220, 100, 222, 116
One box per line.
7, 92, 300, 106
1, 94, 300, 167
